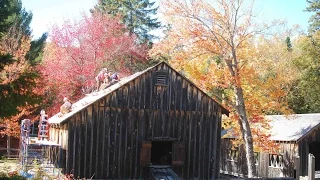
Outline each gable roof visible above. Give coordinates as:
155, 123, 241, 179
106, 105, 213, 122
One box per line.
267, 114, 320, 142
222, 113, 320, 142
48, 61, 229, 125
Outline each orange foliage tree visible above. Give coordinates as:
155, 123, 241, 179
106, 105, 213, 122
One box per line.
0, 30, 46, 139
151, 0, 296, 176
0, 1, 47, 140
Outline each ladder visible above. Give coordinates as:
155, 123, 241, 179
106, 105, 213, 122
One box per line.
20, 119, 31, 169
38, 110, 50, 140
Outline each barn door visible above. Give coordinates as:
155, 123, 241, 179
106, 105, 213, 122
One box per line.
172, 142, 185, 165
140, 141, 151, 166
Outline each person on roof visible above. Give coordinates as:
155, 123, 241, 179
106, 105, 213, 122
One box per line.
95, 68, 108, 90
60, 97, 72, 114
108, 72, 120, 85
99, 72, 111, 91
99, 71, 120, 91
110, 72, 119, 81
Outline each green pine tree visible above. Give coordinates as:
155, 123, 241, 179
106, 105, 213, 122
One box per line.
93, 0, 161, 45
0, 0, 47, 118
306, 0, 320, 33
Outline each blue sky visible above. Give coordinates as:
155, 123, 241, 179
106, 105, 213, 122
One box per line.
22, 0, 312, 39
22, 0, 97, 38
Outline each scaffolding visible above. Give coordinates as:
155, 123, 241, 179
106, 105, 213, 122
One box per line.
19, 110, 62, 178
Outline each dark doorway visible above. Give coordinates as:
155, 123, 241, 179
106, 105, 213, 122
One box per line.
309, 141, 320, 170
151, 141, 172, 165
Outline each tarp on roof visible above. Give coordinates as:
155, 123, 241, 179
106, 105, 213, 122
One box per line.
222, 113, 320, 142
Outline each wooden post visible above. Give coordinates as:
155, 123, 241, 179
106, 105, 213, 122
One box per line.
308, 153, 315, 180
258, 152, 269, 177
295, 156, 300, 180
6, 136, 11, 156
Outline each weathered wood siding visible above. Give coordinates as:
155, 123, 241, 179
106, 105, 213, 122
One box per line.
54, 63, 223, 179
48, 124, 68, 172
220, 138, 249, 177
298, 125, 320, 176
220, 139, 297, 178
268, 142, 297, 177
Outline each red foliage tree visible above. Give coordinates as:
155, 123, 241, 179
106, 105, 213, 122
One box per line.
41, 13, 148, 115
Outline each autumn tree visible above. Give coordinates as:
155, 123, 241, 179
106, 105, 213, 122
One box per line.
0, 0, 47, 120
42, 12, 148, 115
93, 0, 161, 45
151, 0, 297, 177
0, 0, 47, 150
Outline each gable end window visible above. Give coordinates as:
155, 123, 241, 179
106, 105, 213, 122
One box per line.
154, 71, 169, 86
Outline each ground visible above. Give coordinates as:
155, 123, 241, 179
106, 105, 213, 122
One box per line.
0, 158, 66, 179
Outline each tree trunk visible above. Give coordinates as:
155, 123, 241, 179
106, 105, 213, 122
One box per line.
234, 86, 256, 177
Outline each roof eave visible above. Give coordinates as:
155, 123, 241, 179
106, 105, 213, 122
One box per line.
296, 122, 320, 142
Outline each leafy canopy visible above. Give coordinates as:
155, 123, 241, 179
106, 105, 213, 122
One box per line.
41, 12, 148, 114
288, 32, 320, 113
93, 0, 161, 44
0, 0, 47, 137
306, 0, 320, 33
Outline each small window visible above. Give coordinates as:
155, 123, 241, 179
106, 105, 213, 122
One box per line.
227, 149, 239, 162
269, 154, 284, 168
154, 71, 168, 86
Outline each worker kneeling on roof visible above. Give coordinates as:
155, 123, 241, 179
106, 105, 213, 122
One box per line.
60, 97, 72, 114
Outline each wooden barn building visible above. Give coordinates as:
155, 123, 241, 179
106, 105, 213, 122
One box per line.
47, 62, 228, 179
220, 114, 320, 178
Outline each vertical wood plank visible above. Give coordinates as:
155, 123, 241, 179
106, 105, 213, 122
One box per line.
208, 112, 213, 178
77, 112, 83, 177
198, 112, 203, 179
83, 110, 88, 177
110, 107, 116, 178
192, 112, 197, 178
104, 107, 111, 178
187, 113, 192, 178
94, 105, 100, 178
123, 108, 128, 177
89, 105, 94, 177
134, 109, 139, 177
127, 109, 133, 178
215, 110, 222, 178
100, 106, 106, 178
72, 118, 77, 176
118, 108, 123, 179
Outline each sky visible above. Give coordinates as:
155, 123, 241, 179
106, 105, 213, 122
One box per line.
21, 0, 313, 39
